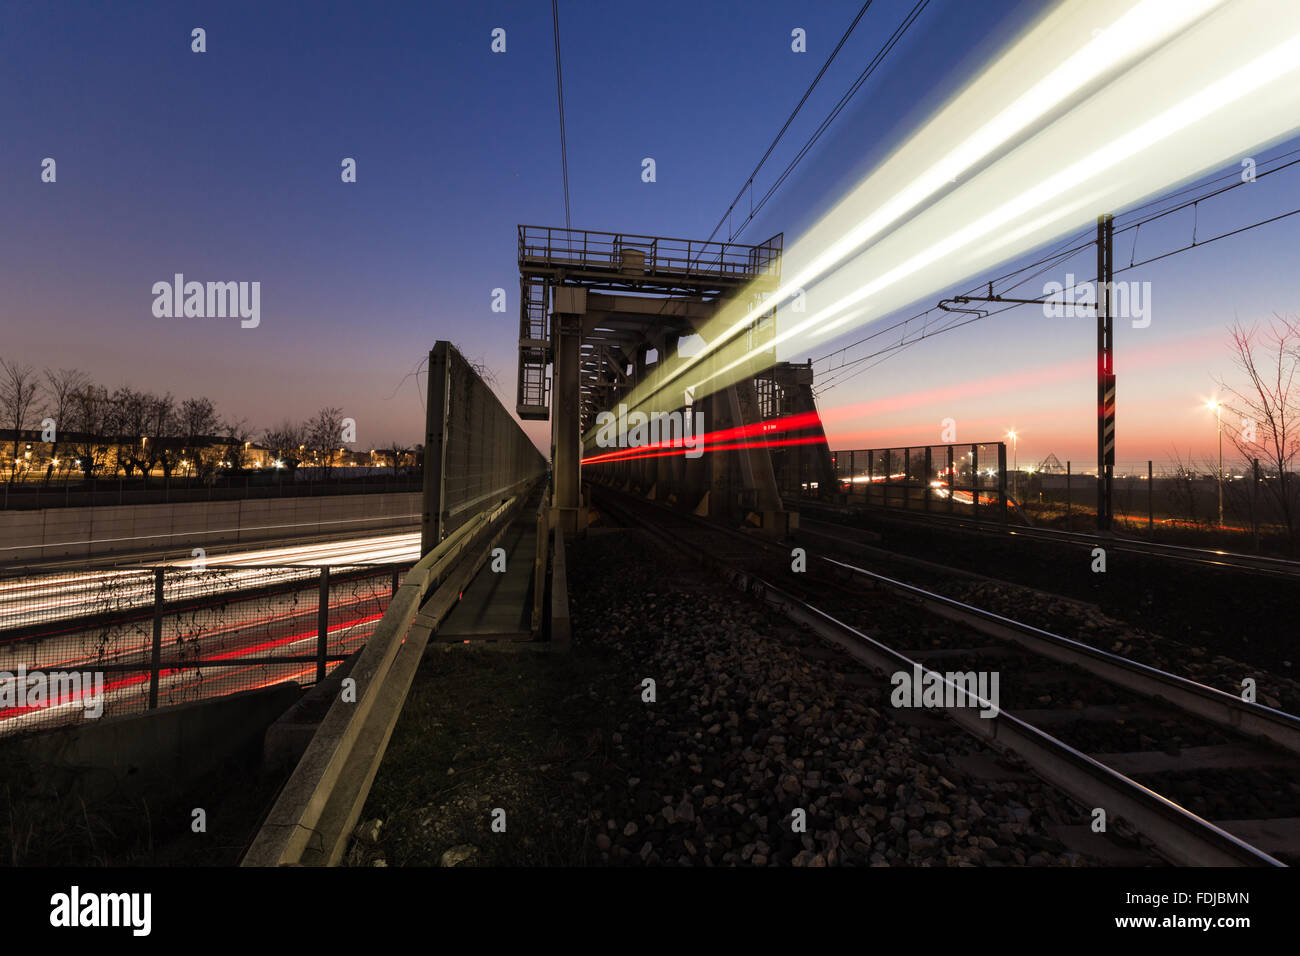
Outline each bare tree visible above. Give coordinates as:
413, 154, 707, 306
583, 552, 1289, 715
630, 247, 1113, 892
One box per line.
306, 406, 344, 478
263, 420, 307, 470
178, 397, 222, 481
454, 343, 501, 390
383, 441, 410, 475
1216, 314, 1300, 548
143, 393, 181, 481
0, 359, 41, 483
222, 417, 257, 471
40, 367, 88, 485
67, 384, 114, 481
111, 386, 152, 480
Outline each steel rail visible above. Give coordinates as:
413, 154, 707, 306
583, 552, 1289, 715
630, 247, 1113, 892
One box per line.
591, 484, 1285, 866
789, 496, 1300, 579
818, 555, 1300, 758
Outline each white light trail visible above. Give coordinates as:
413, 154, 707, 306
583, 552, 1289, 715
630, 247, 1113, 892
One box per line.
611, 0, 1300, 424
0, 532, 420, 632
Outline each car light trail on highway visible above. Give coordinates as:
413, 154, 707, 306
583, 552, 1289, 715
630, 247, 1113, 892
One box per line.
0, 531, 420, 634
0, 611, 385, 736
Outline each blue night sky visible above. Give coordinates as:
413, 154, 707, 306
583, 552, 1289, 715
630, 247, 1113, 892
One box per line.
3, 0, 1298, 467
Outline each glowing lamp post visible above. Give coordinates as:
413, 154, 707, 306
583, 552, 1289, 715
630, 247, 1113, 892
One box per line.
1207, 399, 1223, 527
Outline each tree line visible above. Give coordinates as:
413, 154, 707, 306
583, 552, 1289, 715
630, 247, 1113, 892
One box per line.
0, 362, 411, 485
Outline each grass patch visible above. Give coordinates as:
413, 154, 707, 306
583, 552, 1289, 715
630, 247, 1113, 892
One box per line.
0, 743, 288, 866
358, 642, 640, 867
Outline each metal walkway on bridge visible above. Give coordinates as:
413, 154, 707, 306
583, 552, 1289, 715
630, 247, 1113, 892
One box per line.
432, 483, 545, 643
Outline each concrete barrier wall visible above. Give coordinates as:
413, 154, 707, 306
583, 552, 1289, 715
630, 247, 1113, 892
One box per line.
10, 683, 302, 801
0, 492, 421, 565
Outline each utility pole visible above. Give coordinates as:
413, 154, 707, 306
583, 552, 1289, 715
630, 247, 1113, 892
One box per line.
941, 212, 1116, 533
1096, 214, 1115, 534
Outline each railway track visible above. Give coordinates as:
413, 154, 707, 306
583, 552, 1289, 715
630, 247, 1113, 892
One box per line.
790, 496, 1300, 580
590, 482, 1300, 866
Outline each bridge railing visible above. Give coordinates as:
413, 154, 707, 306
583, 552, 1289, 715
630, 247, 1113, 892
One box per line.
244, 489, 529, 866
518, 225, 782, 281
242, 344, 551, 865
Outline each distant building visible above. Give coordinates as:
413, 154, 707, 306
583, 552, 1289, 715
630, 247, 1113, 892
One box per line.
1036, 453, 1065, 474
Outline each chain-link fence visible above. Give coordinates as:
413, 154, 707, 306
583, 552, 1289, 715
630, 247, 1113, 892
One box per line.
1015, 458, 1298, 550
823, 443, 1011, 520
0, 563, 407, 737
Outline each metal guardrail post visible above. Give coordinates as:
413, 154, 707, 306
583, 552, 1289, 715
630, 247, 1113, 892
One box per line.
884, 450, 891, 508
971, 445, 980, 520
925, 447, 932, 512
1066, 460, 1072, 522
149, 568, 163, 709
998, 442, 1008, 523
901, 449, 909, 511
1148, 460, 1154, 535
947, 446, 955, 514
867, 450, 874, 506
317, 567, 330, 682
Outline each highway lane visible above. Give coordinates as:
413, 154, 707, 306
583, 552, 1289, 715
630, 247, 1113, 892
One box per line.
0, 570, 395, 735
3, 521, 420, 572
0, 531, 421, 635
0, 531, 421, 733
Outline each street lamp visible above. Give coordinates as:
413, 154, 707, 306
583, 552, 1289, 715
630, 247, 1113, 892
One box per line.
1207, 399, 1223, 527
1007, 430, 1018, 498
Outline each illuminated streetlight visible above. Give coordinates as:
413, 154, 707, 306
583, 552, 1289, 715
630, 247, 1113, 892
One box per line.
1207, 399, 1224, 527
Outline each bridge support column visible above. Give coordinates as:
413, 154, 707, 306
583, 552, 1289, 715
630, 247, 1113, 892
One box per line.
728, 380, 789, 533
552, 295, 586, 534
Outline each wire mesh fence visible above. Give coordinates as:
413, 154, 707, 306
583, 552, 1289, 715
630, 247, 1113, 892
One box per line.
1016, 458, 1297, 546
819, 443, 1011, 520
801, 446, 1295, 552
0, 563, 407, 737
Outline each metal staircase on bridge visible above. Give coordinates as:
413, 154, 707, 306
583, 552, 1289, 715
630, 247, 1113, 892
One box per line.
517, 276, 551, 420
